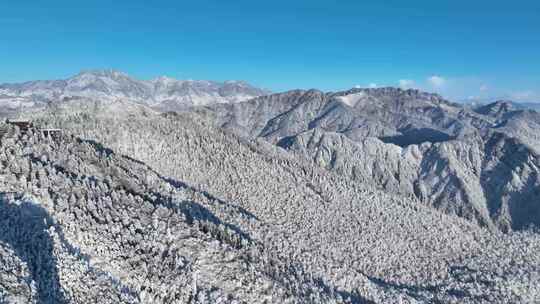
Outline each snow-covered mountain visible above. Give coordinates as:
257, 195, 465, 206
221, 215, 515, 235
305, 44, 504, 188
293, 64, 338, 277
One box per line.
3, 109, 539, 303
0, 69, 270, 112
202, 87, 540, 232
463, 97, 540, 112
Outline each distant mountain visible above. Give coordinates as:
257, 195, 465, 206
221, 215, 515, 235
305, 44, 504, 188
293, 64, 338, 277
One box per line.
519, 102, 540, 111
463, 98, 540, 112
474, 100, 522, 118
208, 87, 490, 144
472, 100, 540, 151
0, 69, 270, 112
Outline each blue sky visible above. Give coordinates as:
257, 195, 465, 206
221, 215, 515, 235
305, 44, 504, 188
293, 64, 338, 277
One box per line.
1, 0, 539, 102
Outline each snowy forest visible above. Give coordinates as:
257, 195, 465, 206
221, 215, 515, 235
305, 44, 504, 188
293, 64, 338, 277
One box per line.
1, 98, 539, 303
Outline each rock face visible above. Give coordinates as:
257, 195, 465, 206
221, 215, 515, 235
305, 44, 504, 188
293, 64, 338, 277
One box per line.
0, 69, 270, 113
4, 107, 539, 303
205, 88, 540, 232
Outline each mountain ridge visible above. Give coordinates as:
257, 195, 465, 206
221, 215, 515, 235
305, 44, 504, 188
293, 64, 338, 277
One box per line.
0, 69, 271, 112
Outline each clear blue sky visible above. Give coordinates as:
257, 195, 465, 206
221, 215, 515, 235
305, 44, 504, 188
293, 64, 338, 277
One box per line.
1, 0, 539, 101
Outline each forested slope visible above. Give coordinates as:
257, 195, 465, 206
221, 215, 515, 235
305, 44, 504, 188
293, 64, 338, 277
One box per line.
1, 122, 357, 303
10, 104, 539, 303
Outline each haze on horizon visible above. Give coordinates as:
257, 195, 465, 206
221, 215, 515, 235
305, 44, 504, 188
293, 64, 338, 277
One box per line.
1, 0, 539, 102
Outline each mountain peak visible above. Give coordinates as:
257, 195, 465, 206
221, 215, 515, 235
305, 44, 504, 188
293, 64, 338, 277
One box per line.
334, 87, 448, 105
152, 75, 177, 83
75, 69, 130, 79
475, 100, 522, 117
223, 80, 249, 86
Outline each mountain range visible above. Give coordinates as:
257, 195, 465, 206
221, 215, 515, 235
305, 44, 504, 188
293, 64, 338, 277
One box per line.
0, 69, 270, 114
1, 71, 540, 303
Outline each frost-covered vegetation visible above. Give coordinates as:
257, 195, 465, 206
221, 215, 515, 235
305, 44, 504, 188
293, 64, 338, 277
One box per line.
0, 104, 536, 303
0, 123, 351, 303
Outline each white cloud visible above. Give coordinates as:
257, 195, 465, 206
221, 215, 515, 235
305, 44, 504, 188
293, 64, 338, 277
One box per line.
479, 84, 488, 92
354, 84, 362, 89
427, 75, 446, 88
368, 83, 377, 88
399, 79, 415, 89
